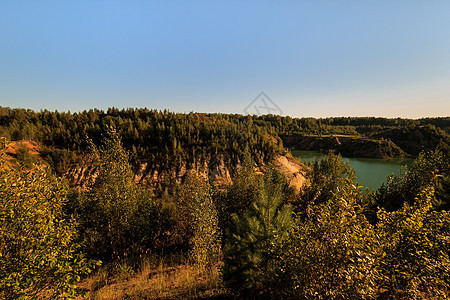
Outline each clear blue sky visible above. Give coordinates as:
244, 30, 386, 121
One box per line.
1, 1, 449, 118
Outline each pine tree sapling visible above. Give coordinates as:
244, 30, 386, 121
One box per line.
223, 168, 293, 295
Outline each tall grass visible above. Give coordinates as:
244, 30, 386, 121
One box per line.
77, 254, 229, 299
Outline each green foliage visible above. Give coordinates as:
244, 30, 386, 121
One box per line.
176, 171, 221, 268
45, 148, 78, 175
376, 148, 450, 212
376, 186, 450, 299
1, 107, 449, 297
0, 146, 97, 299
369, 124, 450, 155
274, 180, 380, 299
1, 107, 448, 193
14, 146, 39, 168
297, 152, 359, 215
225, 153, 449, 298
271, 174, 449, 299
223, 168, 293, 295
217, 152, 260, 230
77, 127, 162, 260
0, 108, 285, 191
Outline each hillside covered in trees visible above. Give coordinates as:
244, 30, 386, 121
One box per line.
1, 107, 450, 299
0, 107, 449, 190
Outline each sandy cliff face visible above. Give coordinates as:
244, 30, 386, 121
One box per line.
63, 157, 98, 189
128, 152, 305, 193
5, 140, 41, 156
3, 140, 47, 169
130, 156, 233, 191
62, 152, 306, 194
3, 140, 307, 193
272, 154, 307, 192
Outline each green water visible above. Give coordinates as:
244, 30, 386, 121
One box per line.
291, 150, 414, 191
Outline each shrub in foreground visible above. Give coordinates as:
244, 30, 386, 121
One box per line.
273, 181, 380, 299
0, 145, 97, 299
176, 171, 222, 268
77, 127, 164, 260
377, 186, 450, 299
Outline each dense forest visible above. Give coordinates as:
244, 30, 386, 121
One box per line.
1, 107, 449, 299
1, 107, 449, 149
0, 107, 449, 188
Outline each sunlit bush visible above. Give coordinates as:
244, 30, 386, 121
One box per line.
377, 186, 450, 298
176, 171, 222, 268
0, 141, 97, 299
273, 180, 380, 299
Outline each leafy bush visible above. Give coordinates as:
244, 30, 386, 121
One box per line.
217, 153, 260, 230
176, 171, 222, 268
76, 127, 163, 260
297, 152, 358, 215
376, 186, 450, 299
15, 146, 39, 168
0, 144, 97, 299
273, 182, 449, 299
376, 148, 450, 212
274, 180, 380, 299
221, 150, 449, 298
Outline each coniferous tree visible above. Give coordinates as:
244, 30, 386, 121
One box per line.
223, 168, 293, 295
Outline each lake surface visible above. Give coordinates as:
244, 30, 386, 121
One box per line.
291, 150, 414, 191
